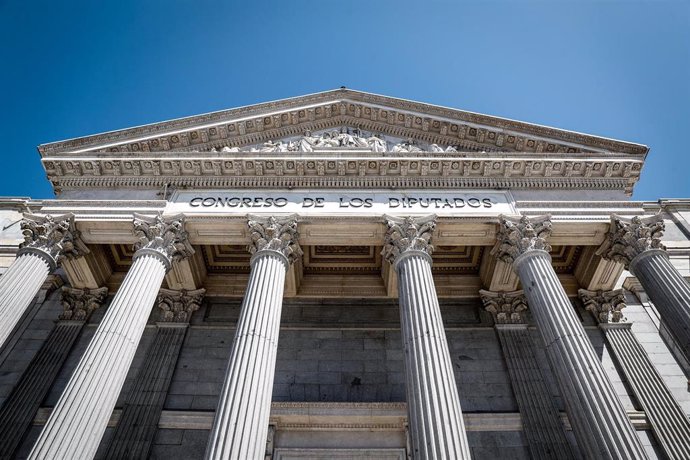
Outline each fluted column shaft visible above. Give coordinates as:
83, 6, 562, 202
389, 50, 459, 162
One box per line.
603, 323, 690, 459
396, 252, 471, 459
29, 213, 192, 460
205, 251, 287, 460
29, 254, 167, 459
630, 249, 690, 362
514, 250, 646, 459
0, 252, 52, 348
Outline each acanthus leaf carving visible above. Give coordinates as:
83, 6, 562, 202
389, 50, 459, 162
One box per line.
157, 288, 206, 323
479, 290, 528, 324
578, 289, 627, 324
19, 213, 89, 267
247, 215, 302, 265
602, 215, 665, 269
382, 215, 436, 264
133, 213, 194, 268
60, 286, 108, 321
491, 215, 552, 264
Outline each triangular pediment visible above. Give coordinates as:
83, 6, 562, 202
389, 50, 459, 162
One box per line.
38, 88, 647, 156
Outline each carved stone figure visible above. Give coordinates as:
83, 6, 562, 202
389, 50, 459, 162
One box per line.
367, 134, 387, 152
392, 140, 423, 153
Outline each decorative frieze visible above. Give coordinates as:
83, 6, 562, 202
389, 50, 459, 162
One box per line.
247, 215, 302, 265
603, 215, 665, 269
133, 213, 194, 269
59, 286, 108, 321
491, 215, 552, 264
578, 289, 626, 324
479, 290, 528, 324
156, 288, 205, 323
382, 215, 436, 264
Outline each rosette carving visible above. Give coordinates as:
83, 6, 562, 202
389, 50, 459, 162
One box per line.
19, 213, 89, 267
603, 215, 665, 269
133, 213, 194, 267
59, 286, 108, 321
479, 290, 528, 324
157, 288, 206, 323
492, 215, 552, 264
247, 215, 302, 264
578, 289, 627, 324
382, 215, 436, 264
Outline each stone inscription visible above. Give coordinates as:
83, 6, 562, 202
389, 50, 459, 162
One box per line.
169, 190, 516, 216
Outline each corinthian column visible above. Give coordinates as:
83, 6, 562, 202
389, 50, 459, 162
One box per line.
479, 290, 576, 460
493, 215, 647, 459
580, 289, 690, 460
0, 286, 107, 459
205, 215, 301, 460
0, 213, 87, 348
29, 214, 193, 460
382, 215, 470, 460
603, 215, 690, 364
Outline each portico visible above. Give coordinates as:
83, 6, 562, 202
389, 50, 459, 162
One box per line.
0, 89, 687, 459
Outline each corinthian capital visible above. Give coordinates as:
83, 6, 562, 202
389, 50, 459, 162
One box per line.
578, 289, 626, 324
19, 213, 89, 268
247, 215, 302, 264
59, 286, 108, 321
157, 288, 206, 323
602, 215, 665, 269
382, 215, 436, 265
491, 215, 552, 264
133, 213, 194, 269
479, 290, 528, 324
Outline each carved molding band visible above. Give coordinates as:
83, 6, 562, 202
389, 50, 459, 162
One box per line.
247, 215, 302, 266
479, 290, 528, 324
578, 289, 627, 324
382, 215, 436, 266
603, 215, 666, 269
133, 213, 194, 269
157, 288, 206, 323
18, 213, 88, 269
59, 286, 108, 321
491, 215, 552, 265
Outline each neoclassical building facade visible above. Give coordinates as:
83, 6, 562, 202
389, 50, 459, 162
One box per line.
0, 89, 689, 459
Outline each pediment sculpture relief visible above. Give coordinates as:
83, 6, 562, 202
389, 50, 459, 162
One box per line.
209, 128, 460, 153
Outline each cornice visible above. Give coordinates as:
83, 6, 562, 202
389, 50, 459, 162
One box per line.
38, 89, 648, 157
42, 155, 642, 195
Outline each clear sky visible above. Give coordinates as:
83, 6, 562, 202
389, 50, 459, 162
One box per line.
1, 0, 688, 200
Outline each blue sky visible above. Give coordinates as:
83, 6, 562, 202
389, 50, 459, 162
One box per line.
1, 0, 688, 200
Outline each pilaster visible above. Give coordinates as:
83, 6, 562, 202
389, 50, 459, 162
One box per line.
494, 214, 647, 459
106, 288, 205, 460
579, 289, 690, 459
0, 286, 107, 459
383, 215, 471, 460
480, 290, 576, 459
